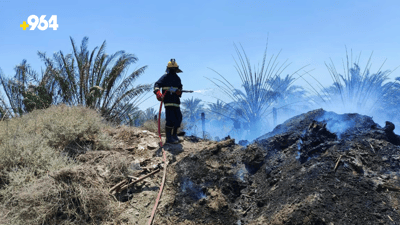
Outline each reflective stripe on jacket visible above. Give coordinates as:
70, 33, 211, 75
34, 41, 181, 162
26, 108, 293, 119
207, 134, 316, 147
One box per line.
154, 72, 182, 107
164, 103, 180, 107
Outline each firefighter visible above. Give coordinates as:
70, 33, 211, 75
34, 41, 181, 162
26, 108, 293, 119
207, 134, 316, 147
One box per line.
154, 59, 183, 144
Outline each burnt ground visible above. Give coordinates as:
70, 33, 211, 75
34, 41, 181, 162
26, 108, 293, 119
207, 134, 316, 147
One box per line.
3, 109, 398, 224
155, 109, 400, 225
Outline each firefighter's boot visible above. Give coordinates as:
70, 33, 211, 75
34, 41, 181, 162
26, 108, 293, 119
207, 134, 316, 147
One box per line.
166, 126, 178, 144
172, 127, 182, 143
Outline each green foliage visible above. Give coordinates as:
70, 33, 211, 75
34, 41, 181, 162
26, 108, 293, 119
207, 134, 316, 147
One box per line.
207, 42, 308, 137
320, 52, 393, 115
142, 107, 158, 121
374, 77, 400, 121
0, 60, 55, 117
267, 74, 310, 115
181, 97, 204, 123
38, 36, 152, 124
207, 100, 230, 121
22, 85, 53, 112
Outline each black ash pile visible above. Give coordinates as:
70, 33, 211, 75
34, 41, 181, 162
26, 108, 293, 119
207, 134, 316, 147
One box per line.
158, 109, 400, 225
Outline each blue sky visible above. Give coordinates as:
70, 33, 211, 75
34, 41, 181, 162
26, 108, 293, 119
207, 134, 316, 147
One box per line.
1, 0, 400, 110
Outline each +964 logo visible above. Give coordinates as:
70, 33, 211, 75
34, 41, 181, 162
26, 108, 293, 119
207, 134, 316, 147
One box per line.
20, 15, 58, 31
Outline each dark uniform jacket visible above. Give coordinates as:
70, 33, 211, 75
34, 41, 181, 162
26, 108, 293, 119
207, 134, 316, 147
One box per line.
154, 71, 182, 107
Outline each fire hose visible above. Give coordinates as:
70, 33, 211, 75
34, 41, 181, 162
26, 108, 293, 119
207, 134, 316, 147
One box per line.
147, 88, 193, 225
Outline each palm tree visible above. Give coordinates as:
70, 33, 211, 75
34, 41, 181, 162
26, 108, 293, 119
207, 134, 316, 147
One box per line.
207, 100, 229, 121
267, 74, 309, 116
376, 77, 400, 122
38, 36, 151, 124
0, 60, 55, 117
207, 42, 309, 139
181, 97, 204, 123
142, 107, 157, 121
320, 51, 393, 115
125, 105, 144, 127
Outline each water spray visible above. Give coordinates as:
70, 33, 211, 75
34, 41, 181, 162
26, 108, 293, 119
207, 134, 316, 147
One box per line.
192, 88, 215, 94
192, 89, 205, 93
180, 89, 205, 93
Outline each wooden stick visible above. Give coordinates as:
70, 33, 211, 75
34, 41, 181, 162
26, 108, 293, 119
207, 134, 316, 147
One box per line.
128, 176, 151, 184
381, 184, 400, 192
119, 168, 161, 192
388, 215, 393, 222
1, 109, 8, 121
334, 155, 342, 171
241, 194, 253, 198
141, 165, 161, 171
243, 206, 252, 214
109, 179, 128, 193
368, 142, 375, 153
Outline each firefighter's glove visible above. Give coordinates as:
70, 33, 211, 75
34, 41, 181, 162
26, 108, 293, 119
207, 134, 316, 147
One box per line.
156, 90, 164, 101
176, 89, 182, 97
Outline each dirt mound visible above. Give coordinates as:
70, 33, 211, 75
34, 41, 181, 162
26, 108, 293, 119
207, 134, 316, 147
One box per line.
155, 109, 400, 224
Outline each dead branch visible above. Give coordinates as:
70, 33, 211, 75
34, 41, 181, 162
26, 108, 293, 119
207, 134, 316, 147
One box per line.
381, 184, 400, 192
109, 179, 128, 193
141, 164, 161, 171
128, 175, 151, 184
366, 140, 376, 154
124, 146, 136, 151
1, 109, 9, 121
119, 168, 161, 192
334, 155, 342, 171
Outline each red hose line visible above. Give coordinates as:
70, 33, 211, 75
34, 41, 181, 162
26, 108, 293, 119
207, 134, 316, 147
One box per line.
148, 97, 167, 225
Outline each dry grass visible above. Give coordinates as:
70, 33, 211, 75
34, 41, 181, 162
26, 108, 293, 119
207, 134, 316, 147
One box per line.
0, 104, 118, 224
5, 169, 112, 224
0, 104, 111, 175
141, 118, 188, 135
0, 104, 192, 224
141, 118, 166, 133
2, 150, 137, 225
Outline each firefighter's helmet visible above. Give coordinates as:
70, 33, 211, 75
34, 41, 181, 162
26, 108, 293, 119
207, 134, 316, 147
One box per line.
167, 59, 182, 73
